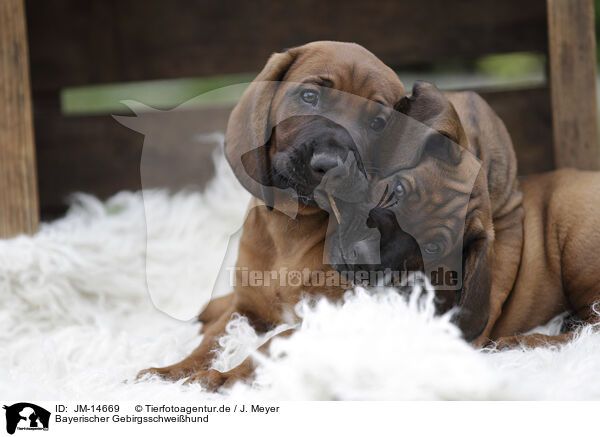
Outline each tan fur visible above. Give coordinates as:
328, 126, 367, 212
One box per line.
138, 42, 524, 388
139, 41, 404, 386
446, 91, 525, 346
397, 83, 523, 342
489, 169, 600, 348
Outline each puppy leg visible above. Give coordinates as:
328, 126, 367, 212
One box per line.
491, 332, 575, 350
490, 312, 599, 350
138, 306, 237, 381
496, 236, 600, 350
198, 294, 234, 333
185, 329, 295, 390
452, 213, 493, 343
474, 211, 524, 346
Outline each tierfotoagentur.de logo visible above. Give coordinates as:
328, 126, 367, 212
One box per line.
3, 403, 50, 435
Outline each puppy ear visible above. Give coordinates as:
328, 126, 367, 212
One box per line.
451, 211, 492, 342
422, 133, 463, 166
239, 144, 270, 186
396, 81, 467, 164
225, 50, 298, 208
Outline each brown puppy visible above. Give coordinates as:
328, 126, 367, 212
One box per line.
202, 82, 526, 345
429, 86, 525, 346
139, 42, 523, 388
489, 169, 600, 348
334, 81, 524, 343
139, 41, 406, 387
362, 166, 600, 348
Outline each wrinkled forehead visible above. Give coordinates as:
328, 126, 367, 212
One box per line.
371, 149, 482, 200
282, 46, 405, 105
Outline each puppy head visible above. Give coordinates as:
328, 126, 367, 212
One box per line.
330, 135, 478, 285
332, 81, 491, 341
225, 41, 405, 210
329, 82, 472, 268
370, 81, 475, 271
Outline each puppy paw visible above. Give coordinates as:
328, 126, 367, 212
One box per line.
486, 333, 566, 351
136, 364, 196, 382
502, 333, 575, 350
184, 369, 231, 391
480, 337, 517, 352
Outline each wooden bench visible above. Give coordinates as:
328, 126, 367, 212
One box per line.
0, 0, 597, 237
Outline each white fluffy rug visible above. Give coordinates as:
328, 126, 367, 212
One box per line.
3, 146, 600, 401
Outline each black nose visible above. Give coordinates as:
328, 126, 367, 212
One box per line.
310, 153, 340, 175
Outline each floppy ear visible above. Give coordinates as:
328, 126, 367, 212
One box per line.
395, 81, 467, 165
451, 209, 492, 342
225, 50, 298, 208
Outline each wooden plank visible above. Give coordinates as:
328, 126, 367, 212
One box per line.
478, 86, 554, 175
34, 87, 552, 217
0, 0, 39, 237
547, 0, 599, 169
25, 0, 548, 92
34, 104, 229, 218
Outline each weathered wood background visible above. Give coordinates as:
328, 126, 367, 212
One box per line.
18, 0, 597, 219
0, 0, 38, 237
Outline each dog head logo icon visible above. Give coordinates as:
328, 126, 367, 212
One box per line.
3, 403, 50, 434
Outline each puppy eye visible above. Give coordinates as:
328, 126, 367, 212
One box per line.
300, 89, 319, 105
423, 242, 442, 255
395, 184, 405, 197
370, 117, 386, 132
388, 183, 406, 208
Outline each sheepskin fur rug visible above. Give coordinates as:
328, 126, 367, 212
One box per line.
2, 147, 600, 401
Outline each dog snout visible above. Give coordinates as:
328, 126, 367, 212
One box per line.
299, 117, 358, 178
308, 135, 355, 180
270, 115, 365, 204
310, 152, 341, 175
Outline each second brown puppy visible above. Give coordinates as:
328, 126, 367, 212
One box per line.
490, 169, 600, 348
